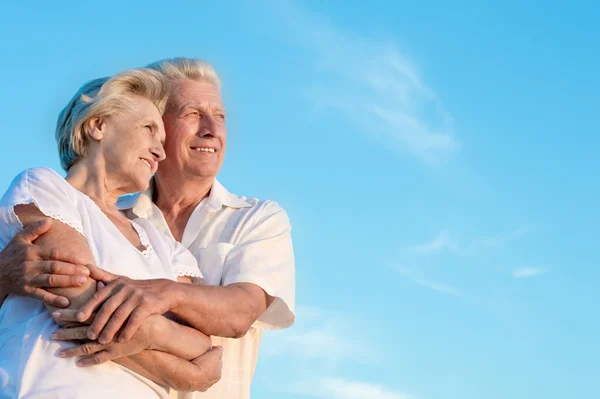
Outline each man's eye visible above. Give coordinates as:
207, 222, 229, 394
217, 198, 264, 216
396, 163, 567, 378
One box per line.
145, 125, 153, 132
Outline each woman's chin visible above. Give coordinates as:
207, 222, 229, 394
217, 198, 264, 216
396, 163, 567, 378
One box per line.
136, 179, 151, 193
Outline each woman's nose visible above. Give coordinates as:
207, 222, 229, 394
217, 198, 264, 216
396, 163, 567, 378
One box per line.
152, 144, 166, 162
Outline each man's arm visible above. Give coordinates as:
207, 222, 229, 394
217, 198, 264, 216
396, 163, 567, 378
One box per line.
53, 273, 271, 340
170, 282, 272, 338
64, 205, 294, 342
13, 204, 98, 321
0, 218, 91, 307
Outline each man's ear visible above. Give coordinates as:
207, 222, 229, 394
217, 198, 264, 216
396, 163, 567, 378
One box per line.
85, 117, 106, 141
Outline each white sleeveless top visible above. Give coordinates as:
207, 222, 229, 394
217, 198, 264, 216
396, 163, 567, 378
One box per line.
0, 167, 203, 399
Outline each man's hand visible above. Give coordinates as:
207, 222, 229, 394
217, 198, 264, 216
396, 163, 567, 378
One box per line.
0, 219, 90, 307
52, 265, 176, 344
51, 314, 160, 367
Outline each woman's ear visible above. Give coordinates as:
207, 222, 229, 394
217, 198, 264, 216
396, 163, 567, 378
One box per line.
85, 117, 106, 141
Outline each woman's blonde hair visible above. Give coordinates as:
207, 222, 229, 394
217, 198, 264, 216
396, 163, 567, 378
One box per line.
55, 68, 169, 170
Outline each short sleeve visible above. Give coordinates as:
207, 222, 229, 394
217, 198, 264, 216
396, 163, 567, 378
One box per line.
171, 240, 204, 283
0, 168, 84, 238
221, 201, 296, 330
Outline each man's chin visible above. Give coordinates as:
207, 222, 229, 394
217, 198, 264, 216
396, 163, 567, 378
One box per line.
185, 164, 221, 179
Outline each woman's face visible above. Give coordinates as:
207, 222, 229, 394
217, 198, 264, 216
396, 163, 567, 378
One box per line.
97, 95, 166, 194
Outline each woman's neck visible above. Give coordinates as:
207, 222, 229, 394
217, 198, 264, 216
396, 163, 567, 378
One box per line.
65, 157, 122, 212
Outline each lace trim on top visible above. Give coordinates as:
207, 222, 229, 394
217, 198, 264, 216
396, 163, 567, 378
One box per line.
131, 221, 155, 260
10, 200, 85, 236
172, 265, 203, 279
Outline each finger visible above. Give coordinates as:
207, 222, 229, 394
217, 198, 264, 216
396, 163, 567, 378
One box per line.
86, 264, 117, 283
76, 284, 117, 323
51, 326, 90, 341
16, 219, 52, 243
51, 309, 79, 323
40, 259, 91, 277
37, 247, 89, 269
31, 273, 88, 289
97, 281, 106, 290
51, 309, 96, 325
76, 351, 114, 367
99, 296, 139, 344
87, 290, 130, 341
117, 307, 150, 343
30, 287, 70, 308
59, 342, 106, 359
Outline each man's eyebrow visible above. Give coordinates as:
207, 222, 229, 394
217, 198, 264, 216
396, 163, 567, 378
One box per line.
180, 102, 226, 112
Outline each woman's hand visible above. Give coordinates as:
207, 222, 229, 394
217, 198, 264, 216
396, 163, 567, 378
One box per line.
51, 313, 162, 366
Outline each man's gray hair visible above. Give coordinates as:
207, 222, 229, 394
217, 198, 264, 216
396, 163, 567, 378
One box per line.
55, 68, 169, 171
146, 57, 222, 89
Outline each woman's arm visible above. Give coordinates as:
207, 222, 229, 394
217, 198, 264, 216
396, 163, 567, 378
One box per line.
54, 314, 211, 362
116, 348, 223, 392
53, 313, 217, 391
16, 204, 219, 391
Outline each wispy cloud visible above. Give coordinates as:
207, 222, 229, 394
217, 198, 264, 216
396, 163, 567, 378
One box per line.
316, 378, 411, 399
261, 305, 380, 366
290, 377, 412, 399
278, 2, 458, 164
410, 227, 529, 256
398, 266, 462, 296
512, 267, 547, 279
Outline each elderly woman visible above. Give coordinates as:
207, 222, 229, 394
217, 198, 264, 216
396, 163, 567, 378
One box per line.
0, 69, 220, 398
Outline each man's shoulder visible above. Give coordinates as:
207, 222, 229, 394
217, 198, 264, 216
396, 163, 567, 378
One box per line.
229, 194, 287, 216
223, 193, 291, 232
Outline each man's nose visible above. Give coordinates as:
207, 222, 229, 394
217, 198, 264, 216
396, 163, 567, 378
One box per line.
197, 115, 218, 137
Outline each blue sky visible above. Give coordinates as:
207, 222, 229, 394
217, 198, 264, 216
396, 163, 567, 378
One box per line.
1, 1, 599, 398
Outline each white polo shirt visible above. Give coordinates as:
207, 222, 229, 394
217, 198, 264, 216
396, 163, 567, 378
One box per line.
117, 179, 295, 399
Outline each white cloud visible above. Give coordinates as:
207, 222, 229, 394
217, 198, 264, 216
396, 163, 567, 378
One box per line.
413, 278, 462, 296
397, 266, 462, 296
410, 227, 529, 256
412, 230, 451, 253
289, 377, 412, 399
316, 378, 412, 399
512, 267, 546, 279
279, 2, 458, 164
261, 305, 380, 366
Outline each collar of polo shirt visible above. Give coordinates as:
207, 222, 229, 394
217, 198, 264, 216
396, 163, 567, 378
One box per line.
117, 177, 252, 218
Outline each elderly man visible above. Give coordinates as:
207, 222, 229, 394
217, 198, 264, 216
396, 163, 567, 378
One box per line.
0, 58, 295, 399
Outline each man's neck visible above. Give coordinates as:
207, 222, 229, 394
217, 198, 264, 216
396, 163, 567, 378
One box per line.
153, 173, 215, 242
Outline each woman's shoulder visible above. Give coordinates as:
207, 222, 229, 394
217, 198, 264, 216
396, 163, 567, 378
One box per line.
22, 166, 65, 181
1, 167, 78, 207
9, 167, 67, 188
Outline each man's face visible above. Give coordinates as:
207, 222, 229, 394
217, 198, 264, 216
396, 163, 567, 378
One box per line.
158, 79, 226, 180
